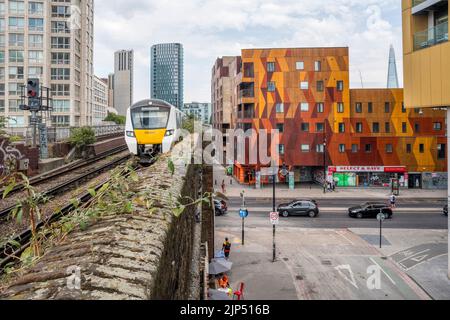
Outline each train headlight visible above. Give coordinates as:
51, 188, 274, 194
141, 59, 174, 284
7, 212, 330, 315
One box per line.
126, 131, 135, 137
165, 129, 175, 137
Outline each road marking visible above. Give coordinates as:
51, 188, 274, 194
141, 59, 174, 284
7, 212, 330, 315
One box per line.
369, 257, 396, 286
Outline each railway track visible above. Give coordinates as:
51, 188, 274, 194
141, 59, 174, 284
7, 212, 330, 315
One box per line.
0, 155, 156, 272
0, 145, 129, 198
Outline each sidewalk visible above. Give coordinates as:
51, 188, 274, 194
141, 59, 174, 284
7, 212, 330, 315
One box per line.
213, 165, 447, 199
350, 228, 450, 300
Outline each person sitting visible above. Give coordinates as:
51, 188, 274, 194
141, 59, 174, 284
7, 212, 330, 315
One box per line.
219, 275, 230, 288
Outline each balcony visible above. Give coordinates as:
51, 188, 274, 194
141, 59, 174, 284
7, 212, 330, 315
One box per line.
239, 88, 255, 98
414, 21, 448, 50
412, 0, 447, 14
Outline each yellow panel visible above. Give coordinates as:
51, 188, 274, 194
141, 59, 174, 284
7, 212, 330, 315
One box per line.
403, 55, 412, 107
134, 129, 166, 145
402, 9, 413, 54
441, 42, 450, 105
420, 50, 431, 106
430, 47, 442, 106
411, 53, 421, 106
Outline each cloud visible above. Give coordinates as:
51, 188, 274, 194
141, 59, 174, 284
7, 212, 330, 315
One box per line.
93, 0, 403, 103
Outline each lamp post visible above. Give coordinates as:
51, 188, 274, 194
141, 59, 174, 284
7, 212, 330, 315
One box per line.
323, 131, 327, 194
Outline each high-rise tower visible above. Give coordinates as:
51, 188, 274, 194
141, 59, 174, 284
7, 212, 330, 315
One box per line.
387, 45, 399, 88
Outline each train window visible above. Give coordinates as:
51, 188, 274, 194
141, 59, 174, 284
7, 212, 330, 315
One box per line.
131, 108, 169, 129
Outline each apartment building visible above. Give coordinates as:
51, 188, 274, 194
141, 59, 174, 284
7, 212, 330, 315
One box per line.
113, 49, 133, 116
150, 43, 183, 109
92, 75, 108, 125
213, 47, 446, 189
0, 0, 94, 127
181, 102, 211, 125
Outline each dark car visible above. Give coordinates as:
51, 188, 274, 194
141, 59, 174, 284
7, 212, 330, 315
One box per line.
214, 200, 227, 216
444, 204, 448, 216
277, 200, 319, 218
348, 202, 393, 219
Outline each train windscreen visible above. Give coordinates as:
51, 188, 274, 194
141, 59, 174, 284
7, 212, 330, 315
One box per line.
131, 107, 169, 129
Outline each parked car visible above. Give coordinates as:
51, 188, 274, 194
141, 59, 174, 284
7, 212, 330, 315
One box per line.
277, 200, 319, 218
348, 202, 393, 219
214, 199, 227, 216
444, 204, 448, 216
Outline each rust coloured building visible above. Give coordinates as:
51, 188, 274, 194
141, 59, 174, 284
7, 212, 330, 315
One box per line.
212, 47, 447, 189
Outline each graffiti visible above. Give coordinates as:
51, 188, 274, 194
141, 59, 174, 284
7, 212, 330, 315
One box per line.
0, 140, 24, 176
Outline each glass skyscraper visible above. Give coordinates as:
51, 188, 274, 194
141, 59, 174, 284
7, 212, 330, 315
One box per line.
150, 43, 184, 109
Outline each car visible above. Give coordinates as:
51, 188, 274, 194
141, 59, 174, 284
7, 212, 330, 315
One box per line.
277, 200, 319, 218
214, 199, 227, 216
444, 204, 448, 216
348, 202, 393, 219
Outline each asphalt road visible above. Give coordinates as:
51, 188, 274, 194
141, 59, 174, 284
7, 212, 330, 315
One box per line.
218, 197, 448, 230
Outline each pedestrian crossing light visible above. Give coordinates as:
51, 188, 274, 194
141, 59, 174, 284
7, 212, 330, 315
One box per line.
27, 78, 40, 99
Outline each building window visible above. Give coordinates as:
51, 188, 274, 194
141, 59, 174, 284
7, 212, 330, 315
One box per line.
300, 82, 309, 90
337, 103, 344, 113
365, 144, 372, 153
28, 50, 43, 63
385, 122, 391, 133
351, 144, 358, 153
279, 144, 285, 155
356, 122, 363, 133
372, 122, 380, 133
301, 144, 310, 153
276, 103, 284, 113
316, 81, 324, 92
406, 144, 412, 153
316, 123, 324, 132
9, 50, 24, 63
276, 123, 284, 133
267, 81, 275, 92
267, 62, 275, 73
301, 123, 309, 132
29, 18, 44, 31
8, 33, 24, 47
314, 61, 321, 72
8, 66, 24, 80
316, 144, 324, 153
339, 144, 345, 153
368, 102, 373, 113
316, 103, 324, 113
385, 102, 390, 113
338, 123, 345, 133
419, 144, 424, 153
300, 103, 309, 112
414, 123, 420, 133
296, 61, 304, 70
402, 122, 407, 133
438, 144, 446, 159
337, 80, 344, 91
402, 103, 406, 113
355, 103, 362, 113
386, 144, 393, 153
433, 122, 442, 130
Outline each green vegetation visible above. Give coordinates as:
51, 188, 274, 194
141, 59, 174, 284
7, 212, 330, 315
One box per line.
182, 114, 196, 134
0, 116, 7, 137
69, 126, 96, 149
104, 112, 126, 125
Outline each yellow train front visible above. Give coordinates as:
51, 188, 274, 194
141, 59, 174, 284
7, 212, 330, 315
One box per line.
125, 99, 184, 162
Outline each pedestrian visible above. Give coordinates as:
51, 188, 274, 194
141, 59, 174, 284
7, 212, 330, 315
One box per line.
221, 180, 226, 194
390, 194, 396, 209
223, 238, 231, 259
332, 180, 336, 192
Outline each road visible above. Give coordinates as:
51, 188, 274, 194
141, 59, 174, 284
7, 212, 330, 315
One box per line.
218, 197, 448, 230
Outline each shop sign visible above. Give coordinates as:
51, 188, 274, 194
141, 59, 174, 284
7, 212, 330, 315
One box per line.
329, 166, 406, 173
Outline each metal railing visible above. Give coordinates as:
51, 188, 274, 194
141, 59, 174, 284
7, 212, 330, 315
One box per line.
239, 88, 255, 98
412, 0, 426, 7
414, 21, 448, 50
4, 124, 125, 145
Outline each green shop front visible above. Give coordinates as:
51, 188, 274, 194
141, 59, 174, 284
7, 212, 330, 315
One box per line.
328, 166, 407, 188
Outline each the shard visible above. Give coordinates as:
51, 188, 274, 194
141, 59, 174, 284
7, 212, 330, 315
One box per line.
387, 45, 399, 88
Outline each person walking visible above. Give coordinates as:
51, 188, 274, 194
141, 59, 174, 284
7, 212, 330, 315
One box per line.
223, 238, 231, 259
221, 180, 226, 194
389, 194, 396, 209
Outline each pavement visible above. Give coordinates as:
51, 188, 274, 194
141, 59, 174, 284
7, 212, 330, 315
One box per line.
213, 165, 447, 200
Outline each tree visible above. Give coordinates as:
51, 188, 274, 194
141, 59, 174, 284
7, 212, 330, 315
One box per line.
69, 127, 96, 150
104, 112, 126, 125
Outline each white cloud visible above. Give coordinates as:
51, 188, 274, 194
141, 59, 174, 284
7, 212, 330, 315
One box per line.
94, 0, 403, 103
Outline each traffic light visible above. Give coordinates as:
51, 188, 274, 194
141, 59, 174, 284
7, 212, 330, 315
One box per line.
27, 78, 40, 98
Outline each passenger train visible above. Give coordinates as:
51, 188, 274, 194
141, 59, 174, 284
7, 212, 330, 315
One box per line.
125, 99, 186, 161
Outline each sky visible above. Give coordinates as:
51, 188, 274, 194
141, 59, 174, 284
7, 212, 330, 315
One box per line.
94, 0, 403, 104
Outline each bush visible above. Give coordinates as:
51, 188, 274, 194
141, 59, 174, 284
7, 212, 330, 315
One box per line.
104, 112, 126, 125
69, 127, 96, 149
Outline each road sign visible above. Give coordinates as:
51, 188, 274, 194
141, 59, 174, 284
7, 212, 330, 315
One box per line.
377, 213, 386, 222
270, 211, 279, 225
239, 208, 249, 219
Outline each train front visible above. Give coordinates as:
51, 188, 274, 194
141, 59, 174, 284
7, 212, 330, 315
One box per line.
125, 100, 171, 162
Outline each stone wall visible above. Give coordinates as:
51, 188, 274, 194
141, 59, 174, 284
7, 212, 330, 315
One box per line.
0, 154, 202, 300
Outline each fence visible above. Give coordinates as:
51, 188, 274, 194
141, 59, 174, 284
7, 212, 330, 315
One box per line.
4, 124, 125, 145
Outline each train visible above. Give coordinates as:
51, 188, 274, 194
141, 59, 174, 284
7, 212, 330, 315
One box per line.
125, 99, 186, 162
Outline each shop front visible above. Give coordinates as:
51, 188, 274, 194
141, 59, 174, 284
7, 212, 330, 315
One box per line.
328, 166, 408, 188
